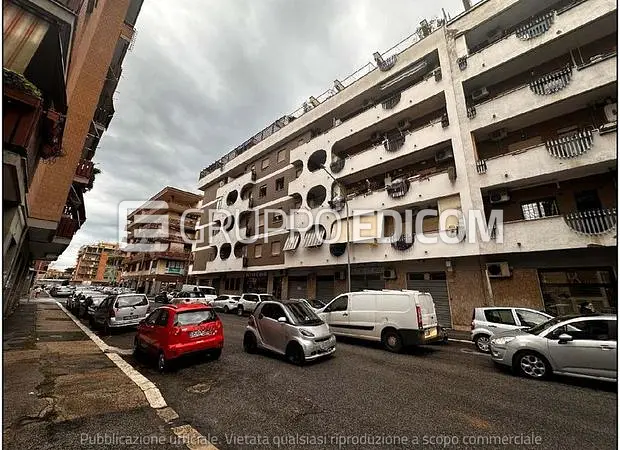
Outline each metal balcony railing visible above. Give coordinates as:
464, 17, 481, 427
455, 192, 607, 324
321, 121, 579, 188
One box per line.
529, 65, 572, 95
515, 11, 555, 40
391, 234, 414, 251
545, 129, 593, 158
563, 208, 617, 235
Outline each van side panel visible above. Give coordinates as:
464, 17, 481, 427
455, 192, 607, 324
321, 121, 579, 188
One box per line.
348, 293, 377, 337
417, 293, 438, 328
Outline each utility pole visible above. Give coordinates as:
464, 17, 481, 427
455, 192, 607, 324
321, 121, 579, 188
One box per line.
320, 165, 352, 293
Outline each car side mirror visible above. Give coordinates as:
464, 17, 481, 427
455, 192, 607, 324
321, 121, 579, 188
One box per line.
558, 333, 573, 344
277, 317, 287, 323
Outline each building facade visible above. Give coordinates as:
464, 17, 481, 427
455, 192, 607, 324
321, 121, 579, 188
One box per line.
121, 187, 201, 294
72, 242, 120, 284
2, 0, 144, 315
191, 0, 617, 330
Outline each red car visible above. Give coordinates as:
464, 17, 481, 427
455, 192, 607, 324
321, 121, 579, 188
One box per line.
133, 303, 223, 371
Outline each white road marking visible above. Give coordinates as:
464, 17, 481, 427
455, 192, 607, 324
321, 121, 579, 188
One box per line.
460, 348, 491, 357
171, 424, 218, 450
448, 338, 474, 344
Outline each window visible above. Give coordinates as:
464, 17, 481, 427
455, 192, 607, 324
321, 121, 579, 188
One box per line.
273, 213, 283, 224
156, 310, 169, 326
574, 189, 602, 212
550, 319, 614, 341
326, 295, 348, 312
521, 199, 559, 220
116, 295, 148, 308
259, 185, 267, 198
174, 309, 217, 326
515, 309, 550, 327
484, 309, 516, 325
261, 303, 285, 320
277, 149, 286, 163
224, 278, 241, 290
258, 215, 265, 227
271, 241, 281, 256
245, 294, 259, 302
166, 260, 183, 269
254, 244, 262, 258
146, 310, 161, 325
261, 158, 270, 170
275, 177, 285, 191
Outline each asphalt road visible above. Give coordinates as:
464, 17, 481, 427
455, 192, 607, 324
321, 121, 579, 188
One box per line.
90, 311, 616, 450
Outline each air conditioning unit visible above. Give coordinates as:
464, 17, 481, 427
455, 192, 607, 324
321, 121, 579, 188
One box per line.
604, 103, 617, 123
383, 269, 397, 280
435, 148, 454, 163
489, 128, 508, 141
489, 189, 510, 204
471, 87, 489, 101
335, 271, 346, 281
486, 262, 511, 278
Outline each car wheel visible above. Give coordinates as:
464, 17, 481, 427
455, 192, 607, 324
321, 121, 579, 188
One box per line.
211, 348, 222, 360
223, 306, 229, 314
474, 335, 491, 353
381, 329, 403, 353
158, 352, 168, 373
516, 352, 551, 380
237, 306, 244, 316
286, 343, 305, 366
243, 332, 257, 354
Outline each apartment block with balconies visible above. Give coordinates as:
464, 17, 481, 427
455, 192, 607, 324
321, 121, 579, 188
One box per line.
191, 0, 617, 329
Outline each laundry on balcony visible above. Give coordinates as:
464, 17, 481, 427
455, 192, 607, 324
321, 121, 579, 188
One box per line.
529, 65, 572, 95
564, 208, 617, 235
302, 226, 326, 248
383, 131, 406, 152
476, 159, 488, 174
515, 11, 555, 40
328, 195, 346, 212
390, 234, 414, 251
386, 178, 410, 199
545, 129, 594, 158
373, 52, 397, 71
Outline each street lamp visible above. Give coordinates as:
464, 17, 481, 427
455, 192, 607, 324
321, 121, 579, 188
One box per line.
320, 165, 352, 293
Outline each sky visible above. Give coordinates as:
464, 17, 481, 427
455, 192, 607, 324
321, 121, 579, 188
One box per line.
51, 0, 475, 269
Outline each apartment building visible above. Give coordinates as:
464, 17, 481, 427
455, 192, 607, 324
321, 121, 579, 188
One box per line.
120, 187, 201, 294
2, 0, 144, 314
72, 242, 120, 284
192, 0, 617, 330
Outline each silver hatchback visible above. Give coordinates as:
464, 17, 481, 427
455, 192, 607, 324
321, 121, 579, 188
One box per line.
90, 293, 150, 333
243, 300, 336, 365
490, 314, 617, 381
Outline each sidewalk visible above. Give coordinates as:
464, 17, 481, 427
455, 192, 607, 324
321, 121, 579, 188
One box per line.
3, 297, 185, 449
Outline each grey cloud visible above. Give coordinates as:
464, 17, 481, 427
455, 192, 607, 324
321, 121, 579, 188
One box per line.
52, 0, 468, 268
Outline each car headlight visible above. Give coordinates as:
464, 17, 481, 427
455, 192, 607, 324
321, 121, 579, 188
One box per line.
491, 336, 516, 346
300, 329, 315, 338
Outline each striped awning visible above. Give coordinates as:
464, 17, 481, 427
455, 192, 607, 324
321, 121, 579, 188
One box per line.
302, 226, 326, 248
282, 231, 301, 252
3, 3, 50, 73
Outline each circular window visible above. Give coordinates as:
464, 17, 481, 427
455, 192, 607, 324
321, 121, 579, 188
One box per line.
240, 183, 254, 200
226, 190, 238, 206
212, 220, 222, 235
206, 246, 218, 262
306, 185, 327, 209
307, 150, 327, 172
220, 243, 232, 260
234, 242, 246, 258
223, 214, 235, 232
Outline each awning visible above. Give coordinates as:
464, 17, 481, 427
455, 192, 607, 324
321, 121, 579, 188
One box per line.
282, 231, 301, 252
331, 214, 380, 243
302, 226, 326, 248
3, 3, 49, 73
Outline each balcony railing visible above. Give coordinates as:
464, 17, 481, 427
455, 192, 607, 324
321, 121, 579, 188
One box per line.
564, 208, 617, 235
74, 158, 94, 181
56, 216, 78, 239
545, 128, 593, 158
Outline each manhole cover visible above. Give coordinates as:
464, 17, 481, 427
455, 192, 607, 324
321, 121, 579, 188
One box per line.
186, 383, 212, 394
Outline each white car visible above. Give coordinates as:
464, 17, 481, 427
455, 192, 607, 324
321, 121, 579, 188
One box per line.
181, 285, 217, 303
236, 293, 276, 316
317, 290, 440, 352
170, 290, 213, 306
212, 295, 241, 313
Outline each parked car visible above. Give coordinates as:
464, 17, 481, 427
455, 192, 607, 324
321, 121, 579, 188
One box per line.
236, 293, 275, 316
292, 298, 326, 310
181, 285, 217, 303
490, 314, 617, 381
154, 291, 173, 304
471, 307, 553, 353
212, 295, 241, 313
243, 299, 335, 365
90, 293, 150, 333
170, 290, 213, 306
317, 290, 440, 352
50, 286, 73, 298
134, 303, 224, 372
85, 295, 108, 318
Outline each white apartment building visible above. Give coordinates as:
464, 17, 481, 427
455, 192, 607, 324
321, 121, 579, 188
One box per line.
191, 0, 617, 330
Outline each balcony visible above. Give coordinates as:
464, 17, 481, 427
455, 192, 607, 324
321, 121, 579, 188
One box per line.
468, 55, 616, 130
56, 215, 78, 240
460, 0, 616, 80
476, 128, 616, 188
74, 158, 94, 184
481, 214, 616, 255
165, 266, 185, 275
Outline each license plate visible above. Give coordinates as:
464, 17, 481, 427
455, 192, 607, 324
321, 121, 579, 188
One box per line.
125, 315, 139, 321
189, 330, 212, 338
425, 327, 438, 339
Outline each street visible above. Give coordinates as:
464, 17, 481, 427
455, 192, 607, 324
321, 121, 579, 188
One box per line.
92, 310, 617, 450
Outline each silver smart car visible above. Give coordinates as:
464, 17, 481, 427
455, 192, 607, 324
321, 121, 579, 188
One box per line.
490, 314, 617, 382
243, 300, 336, 365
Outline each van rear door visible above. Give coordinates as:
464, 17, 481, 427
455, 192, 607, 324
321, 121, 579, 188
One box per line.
416, 293, 438, 329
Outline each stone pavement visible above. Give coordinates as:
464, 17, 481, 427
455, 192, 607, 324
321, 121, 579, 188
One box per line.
3, 297, 185, 449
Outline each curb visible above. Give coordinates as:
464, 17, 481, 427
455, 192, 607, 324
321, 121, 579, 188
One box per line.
55, 302, 218, 450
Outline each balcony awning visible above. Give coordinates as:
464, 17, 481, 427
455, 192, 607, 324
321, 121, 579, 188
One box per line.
3, 3, 49, 73
332, 215, 380, 243
282, 231, 301, 252
302, 226, 326, 248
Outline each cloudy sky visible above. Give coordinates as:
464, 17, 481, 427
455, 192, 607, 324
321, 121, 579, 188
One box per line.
52, 0, 475, 269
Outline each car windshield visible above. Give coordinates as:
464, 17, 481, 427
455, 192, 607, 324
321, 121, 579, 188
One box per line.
286, 302, 324, 326
117, 295, 146, 308
91, 297, 105, 306
525, 317, 566, 335
260, 294, 275, 302
175, 309, 217, 325
179, 291, 205, 298
306, 299, 325, 308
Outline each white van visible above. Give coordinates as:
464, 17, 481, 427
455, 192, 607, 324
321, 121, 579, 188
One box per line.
317, 290, 440, 352
181, 285, 217, 302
